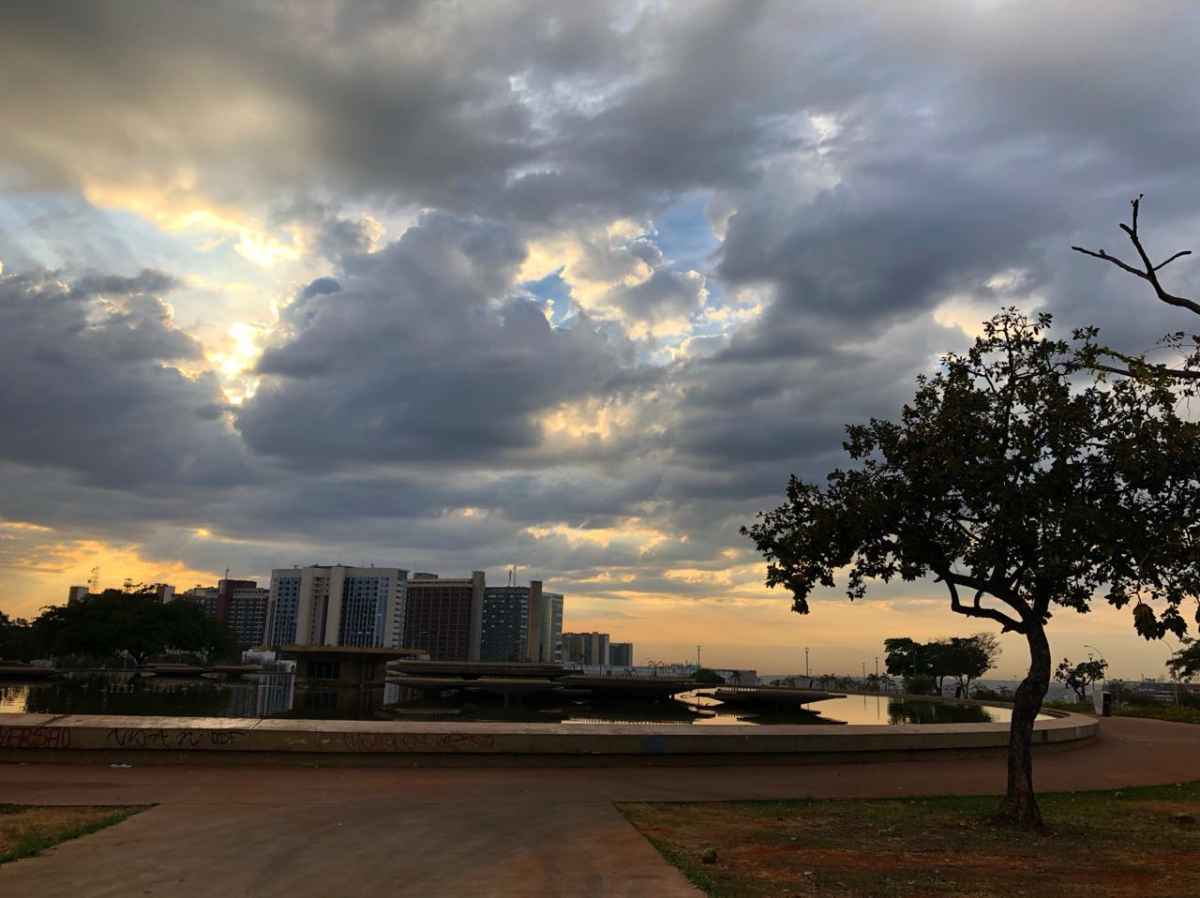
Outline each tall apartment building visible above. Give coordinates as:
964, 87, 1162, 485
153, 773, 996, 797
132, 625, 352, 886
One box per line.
180, 586, 220, 617
402, 572, 484, 661
216, 578, 256, 621
480, 581, 565, 663
609, 642, 634, 668
223, 582, 270, 649
265, 566, 408, 649
563, 631, 610, 667
176, 579, 270, 649
480, 585, 529, 662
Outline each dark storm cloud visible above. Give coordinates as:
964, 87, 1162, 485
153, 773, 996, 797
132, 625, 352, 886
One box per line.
238, 213, 640, 465
0, 270, 252, 490
73, 269, 180, 299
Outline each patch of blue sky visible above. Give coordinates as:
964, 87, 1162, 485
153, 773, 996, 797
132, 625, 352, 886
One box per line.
0, 192, 266, 286
520, 266, 576, 325
0, 191, 296, 349
0, 192, 170, 275
651, 191, 721, 270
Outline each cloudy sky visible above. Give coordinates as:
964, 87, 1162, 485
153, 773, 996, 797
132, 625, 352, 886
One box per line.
3, 1, 1199, 677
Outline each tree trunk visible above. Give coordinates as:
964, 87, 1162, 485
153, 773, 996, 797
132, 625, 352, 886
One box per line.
997, 623, 1050, 828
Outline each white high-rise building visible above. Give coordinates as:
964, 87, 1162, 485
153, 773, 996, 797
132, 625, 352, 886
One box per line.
265, 566, 408, 649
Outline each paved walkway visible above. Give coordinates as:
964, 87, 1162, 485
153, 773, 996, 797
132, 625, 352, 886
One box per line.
1, 717, 1197, 897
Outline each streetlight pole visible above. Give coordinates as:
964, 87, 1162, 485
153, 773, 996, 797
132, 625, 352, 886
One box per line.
805, 647, 810, 678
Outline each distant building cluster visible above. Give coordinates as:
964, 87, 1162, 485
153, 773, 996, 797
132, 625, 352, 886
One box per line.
562, 631, 635, 670
66, 566, 566, 664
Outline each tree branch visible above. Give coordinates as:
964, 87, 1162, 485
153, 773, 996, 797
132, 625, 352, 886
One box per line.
938, 571, 1027, 634
1088, 358, 1200, 381
1070, 246, 1148, 280
1154, 250, 1192, 272
1073, 195, 1200, 318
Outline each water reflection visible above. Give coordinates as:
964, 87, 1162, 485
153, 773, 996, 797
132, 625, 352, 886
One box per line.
2, 672, 297, 719
2, 678, 1041, 726
679, 691, 1034, 726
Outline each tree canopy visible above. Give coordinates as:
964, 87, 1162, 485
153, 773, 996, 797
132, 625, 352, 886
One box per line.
692, 667, 726, 685
32, 587, 236, 665
883, 634, 1000, 697
744, 308, 1200, 826
0, 611, 39, 662
1168, 640, 1200, 682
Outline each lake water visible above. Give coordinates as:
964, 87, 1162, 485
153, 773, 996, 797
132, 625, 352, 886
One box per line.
0, 677, 1042, 725
677, 691, 1039, 726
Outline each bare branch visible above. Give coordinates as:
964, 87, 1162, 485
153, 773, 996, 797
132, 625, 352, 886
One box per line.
1154, 250, 1192, 272
1073, 197, 1200, 318
1070, 246, 1148, 280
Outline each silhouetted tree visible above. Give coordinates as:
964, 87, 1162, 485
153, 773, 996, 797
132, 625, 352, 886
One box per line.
884, 634, 1001, 697
0, 611, 38, 662
34, 587, 236, 665
883, 638, 938, 694
744, 309, 1199, 828
1168, 640, 1200, 682
692, 667, 725, 685
947, 633, 1002, 698
1055, 656, 1108, 703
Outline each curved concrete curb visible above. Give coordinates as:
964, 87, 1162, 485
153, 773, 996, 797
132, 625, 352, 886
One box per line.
0, 709, 1097, 764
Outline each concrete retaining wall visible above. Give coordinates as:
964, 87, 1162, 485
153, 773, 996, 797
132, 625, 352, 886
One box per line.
0, 710, 1097, 765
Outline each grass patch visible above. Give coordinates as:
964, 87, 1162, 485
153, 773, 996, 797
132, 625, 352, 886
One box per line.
1116, 704, 1200, 725
0, 804, 147, 865
1045, 700, 1200, 726
619, 781, 1200, 897
1043, 700, 1094, 713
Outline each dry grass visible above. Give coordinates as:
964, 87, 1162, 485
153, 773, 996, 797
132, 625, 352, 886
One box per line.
619, 781, 1200, 897
0, 804, 146, 864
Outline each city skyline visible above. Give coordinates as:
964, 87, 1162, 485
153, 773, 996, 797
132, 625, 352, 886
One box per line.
3, 2, 1199, 681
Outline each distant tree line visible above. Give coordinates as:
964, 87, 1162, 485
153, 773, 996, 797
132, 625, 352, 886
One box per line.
883, 634, 1001, 698
0, 586, 237, 666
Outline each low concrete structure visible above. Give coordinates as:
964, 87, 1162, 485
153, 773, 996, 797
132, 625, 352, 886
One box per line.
559, 675, 698, 699
280, 645, 428, 686
388, 660, 566, 679
0, 708, 1098, 764
700, 687, 841, 708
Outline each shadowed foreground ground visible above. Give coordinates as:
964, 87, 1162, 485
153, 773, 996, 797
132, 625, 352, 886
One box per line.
0, 717, 1195, 897
621, 782, 1200, 897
